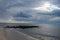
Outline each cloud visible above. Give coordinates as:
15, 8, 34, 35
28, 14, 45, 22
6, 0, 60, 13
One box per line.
52, 10, 60, 16
48, 17, 60, 24
14, 12, 32, 18
0, 0, 60, 24
49, 17, 60, 21
51, 0, 60, 6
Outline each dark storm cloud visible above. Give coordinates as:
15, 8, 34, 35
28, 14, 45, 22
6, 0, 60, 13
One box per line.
52, 10, 60, 16
41, 10, 60, 17
14, 12, 32, 18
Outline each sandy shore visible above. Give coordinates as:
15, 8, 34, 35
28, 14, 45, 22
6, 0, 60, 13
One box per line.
0, 28, 39, 40
0, 28, 7, 40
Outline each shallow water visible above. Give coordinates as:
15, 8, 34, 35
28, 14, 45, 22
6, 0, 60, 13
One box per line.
18, 24, 60, 40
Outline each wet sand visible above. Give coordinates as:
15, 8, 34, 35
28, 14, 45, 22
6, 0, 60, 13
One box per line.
0, 28, 39, 40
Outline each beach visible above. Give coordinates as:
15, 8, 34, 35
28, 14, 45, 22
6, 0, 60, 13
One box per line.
0, 28, 39, 40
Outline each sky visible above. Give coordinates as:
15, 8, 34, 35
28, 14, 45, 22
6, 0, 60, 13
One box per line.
0, 0, 60, 24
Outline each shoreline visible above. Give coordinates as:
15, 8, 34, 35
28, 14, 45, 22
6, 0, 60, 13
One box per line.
0, 28, 39, 40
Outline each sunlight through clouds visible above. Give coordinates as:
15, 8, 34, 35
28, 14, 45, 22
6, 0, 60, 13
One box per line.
33, 2, 60, 12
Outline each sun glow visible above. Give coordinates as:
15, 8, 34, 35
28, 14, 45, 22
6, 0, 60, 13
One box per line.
7, 17, 13, 23
33, 2, 60, 12
6, 17, 31, 23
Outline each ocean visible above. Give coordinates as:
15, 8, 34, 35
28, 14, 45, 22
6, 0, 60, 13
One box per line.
17, 24, 60, 40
